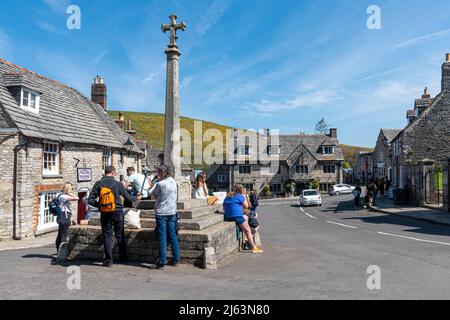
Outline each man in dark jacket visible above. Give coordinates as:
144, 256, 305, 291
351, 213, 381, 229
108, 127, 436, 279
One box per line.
88, 166, 142, 267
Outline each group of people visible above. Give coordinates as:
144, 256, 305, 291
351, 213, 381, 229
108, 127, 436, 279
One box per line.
52, 166, 263, 268
352, 177, 392, 209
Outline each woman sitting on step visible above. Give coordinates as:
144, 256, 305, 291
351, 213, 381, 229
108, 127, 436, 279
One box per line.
223, 185, 263, 254
192, 172, 219, 205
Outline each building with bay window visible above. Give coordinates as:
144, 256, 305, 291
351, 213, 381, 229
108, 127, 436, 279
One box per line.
0, 58, 144, 240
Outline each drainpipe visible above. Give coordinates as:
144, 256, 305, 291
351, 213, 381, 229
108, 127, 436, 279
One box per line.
13, 141, 28, 240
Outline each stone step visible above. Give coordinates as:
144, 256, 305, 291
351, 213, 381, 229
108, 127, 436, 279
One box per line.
69, 219, 239, 268
89, 213, 224, 231
139, 205, 222, 219
135, 199, 211, 210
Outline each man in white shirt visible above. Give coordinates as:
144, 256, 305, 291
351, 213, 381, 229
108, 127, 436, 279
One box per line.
123, 167, 150, 198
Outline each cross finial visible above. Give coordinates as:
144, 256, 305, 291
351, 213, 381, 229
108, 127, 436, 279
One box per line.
162, 14, 186, 48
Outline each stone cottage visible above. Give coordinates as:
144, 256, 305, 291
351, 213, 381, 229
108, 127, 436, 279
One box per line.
371, 128, 402, 181
391, 54, 450, 210
0, 58, 143, 240
207, 128, 344, 195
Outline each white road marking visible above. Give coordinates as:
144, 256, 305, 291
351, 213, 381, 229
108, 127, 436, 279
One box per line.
299, 208, 317, 219
377, 232, 450, 246
326, 221, 358, 229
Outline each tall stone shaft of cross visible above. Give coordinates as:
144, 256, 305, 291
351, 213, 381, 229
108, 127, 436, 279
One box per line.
162, 14, 186, 180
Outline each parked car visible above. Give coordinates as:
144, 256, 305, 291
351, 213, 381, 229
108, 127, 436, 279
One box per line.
299, 189, 322, 207
329, 184, 355, 196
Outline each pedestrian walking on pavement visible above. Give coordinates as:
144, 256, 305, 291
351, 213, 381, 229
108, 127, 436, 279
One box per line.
353, 185, 362, 209
52, 182, 79, 265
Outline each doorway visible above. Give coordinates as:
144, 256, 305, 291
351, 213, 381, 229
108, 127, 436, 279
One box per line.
77, 191, 88, 224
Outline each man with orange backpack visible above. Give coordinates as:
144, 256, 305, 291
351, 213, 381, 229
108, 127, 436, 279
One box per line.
88, 166, 142, 267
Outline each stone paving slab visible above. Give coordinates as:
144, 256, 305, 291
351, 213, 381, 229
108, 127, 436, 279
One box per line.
370, 199, 450, 227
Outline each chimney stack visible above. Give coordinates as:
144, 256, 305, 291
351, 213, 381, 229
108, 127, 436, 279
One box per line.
422, 87, 431, 99
91, 76, 107, 111
126, 119, 136, 138
328, 128, 337, 139
442, 54, 450, 92
115, 112, 126, 131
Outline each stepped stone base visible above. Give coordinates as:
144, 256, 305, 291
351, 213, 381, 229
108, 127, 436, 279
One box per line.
68, 199, 239, 269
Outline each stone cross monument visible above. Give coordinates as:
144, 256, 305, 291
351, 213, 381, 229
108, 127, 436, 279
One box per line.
162, 14, 191, 200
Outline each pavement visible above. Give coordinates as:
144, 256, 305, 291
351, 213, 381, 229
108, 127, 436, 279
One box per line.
0, 233, 55, 252
371, 198, 450, 227
1, 195, 450, 299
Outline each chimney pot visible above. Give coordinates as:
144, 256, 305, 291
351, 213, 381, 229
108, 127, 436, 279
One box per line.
91, 76, 107, 111
446, 53, 450, 62
119, 112, 125, 121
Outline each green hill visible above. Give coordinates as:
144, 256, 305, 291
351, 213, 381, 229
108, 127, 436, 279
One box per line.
108, 111, 231, 166
341, 144, 374, 168
109, 111, 371, 168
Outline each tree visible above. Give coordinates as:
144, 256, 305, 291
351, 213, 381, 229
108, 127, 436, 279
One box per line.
315, 118, 330, 134
310, 179, 320, 190
283, 180, 296, 196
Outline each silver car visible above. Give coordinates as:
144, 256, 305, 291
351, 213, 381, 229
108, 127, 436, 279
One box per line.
329, 184, 355, 196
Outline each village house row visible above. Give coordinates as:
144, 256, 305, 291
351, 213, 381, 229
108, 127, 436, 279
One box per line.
0, 58, 162, 240
207, 128, 345, 195
353, 53, 450, 211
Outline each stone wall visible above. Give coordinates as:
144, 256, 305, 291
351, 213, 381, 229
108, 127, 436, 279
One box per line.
373, 132, 393, 180
0, 133, 19, 240
2, 135, 141, 240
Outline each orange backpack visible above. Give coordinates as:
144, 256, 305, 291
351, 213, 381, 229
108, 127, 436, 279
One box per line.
99, 187, 116, 213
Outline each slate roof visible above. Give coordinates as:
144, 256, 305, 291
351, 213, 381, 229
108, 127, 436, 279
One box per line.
279, 134, 344, 164
0, 58, 141, 153
381, 129, 402, 142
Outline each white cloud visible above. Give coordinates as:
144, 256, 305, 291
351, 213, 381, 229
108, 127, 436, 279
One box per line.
249, 90, 341, 113
43, 0, 70, 12
396, 28, 450, 48
196, 0, 231, 35
0, 28, 10, 54
353, 67, 407, 84
35, 20, 58, 33
91, 50, 109, 66
373, 80, 421, 101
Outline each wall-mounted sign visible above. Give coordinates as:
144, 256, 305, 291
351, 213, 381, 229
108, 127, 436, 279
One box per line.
77, 168, 92, 182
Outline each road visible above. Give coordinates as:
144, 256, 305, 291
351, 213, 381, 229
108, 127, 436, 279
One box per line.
1, 195, 450, 299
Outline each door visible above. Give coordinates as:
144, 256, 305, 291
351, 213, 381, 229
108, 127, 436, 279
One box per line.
77, 192, 87, 224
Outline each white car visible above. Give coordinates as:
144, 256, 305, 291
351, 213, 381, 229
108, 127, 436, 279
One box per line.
329, 184, 355, 196
299, 189, 322, 207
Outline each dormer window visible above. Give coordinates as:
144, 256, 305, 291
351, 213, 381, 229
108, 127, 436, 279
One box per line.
20, 89, 40, 113
267, 145, 280, 155
322, 146, 334, 154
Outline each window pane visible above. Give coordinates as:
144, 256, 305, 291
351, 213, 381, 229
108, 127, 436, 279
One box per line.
22, 91, 29, 107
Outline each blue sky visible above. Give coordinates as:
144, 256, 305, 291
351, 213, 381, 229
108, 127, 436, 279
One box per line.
1, 0, 450, 147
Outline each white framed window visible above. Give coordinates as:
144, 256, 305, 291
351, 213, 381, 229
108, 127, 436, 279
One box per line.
238, 146, 251, 155
238, 165, 251, 174
296, 165, 309, 174
217, 174, 226, 183
267, 145, 280, 155
20, 89, 40, 113
323, 165, 336, 174
43, 143, 60, 176
103, 147, 112, 171
38, 192, 58, 231
322, 146, 334, 154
